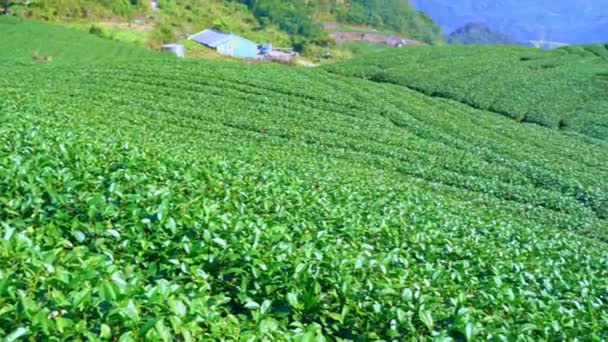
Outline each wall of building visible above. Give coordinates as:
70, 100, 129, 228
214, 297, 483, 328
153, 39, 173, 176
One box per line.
217, 36, 259, 59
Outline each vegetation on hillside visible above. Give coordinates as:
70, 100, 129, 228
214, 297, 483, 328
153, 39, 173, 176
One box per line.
332, 0, 441, 43
2, 18, 608, 340
447, 22, 520, 45
2, 0, 442, 51
327, 44, 608, 140
3, 0, 144, 19
0, 15, 163, 65
241, 0, 325, 42
2, 0, 292, 47
240, 0, 442, 45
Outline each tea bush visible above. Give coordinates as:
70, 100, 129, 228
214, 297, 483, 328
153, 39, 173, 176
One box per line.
1, 18, 608, 340
326, 44, 608, 141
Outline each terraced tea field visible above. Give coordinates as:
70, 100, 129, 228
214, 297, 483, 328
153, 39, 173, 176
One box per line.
326, 44, 608, 141
0, 17, 166, 66
1, 17, 608, 340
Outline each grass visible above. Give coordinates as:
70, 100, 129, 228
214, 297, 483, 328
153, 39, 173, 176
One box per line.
325, 44, 608, 140
66, 22, 151, 47
1, 17, 608, 340
0, 16, 165, 65
302, 43, 398, 64
338, 42, 397, 56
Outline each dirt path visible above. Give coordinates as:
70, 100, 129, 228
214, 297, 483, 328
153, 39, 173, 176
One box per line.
330, 32, 423, 46
97, 21, 152, 31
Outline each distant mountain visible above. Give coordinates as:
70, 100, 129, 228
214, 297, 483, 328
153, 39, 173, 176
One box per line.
447, 22, 519, 45
409, 0, 608, 44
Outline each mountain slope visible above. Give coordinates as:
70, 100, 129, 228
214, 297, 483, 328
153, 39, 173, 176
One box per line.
327, 0, 442, 43
326, 44, 608, 140
409, 0, 608, 44
448, 22, 519, 45
5, 0, 443, 47
2, 17, 608, 340
4, 0, 294, 46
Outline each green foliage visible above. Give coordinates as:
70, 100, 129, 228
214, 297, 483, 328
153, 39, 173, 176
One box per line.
0, 16, 165, 65
561, 44, 608, 60
16, 0, 141, 19
2, 0, 31, 15
341, 41, 395, 55
333, 0, 442, 44
6, 0, 443, 51
333, 2, 368, 24
150, 21, 175, 45
10, 0, 292, 47
242, 0, 441, 45
242, 0, 323, 39
2, 17, 608, 340
327, 44, 608, 140
150, 0, 291, 47
88, 24, 104, 36
240, 0, 442, 45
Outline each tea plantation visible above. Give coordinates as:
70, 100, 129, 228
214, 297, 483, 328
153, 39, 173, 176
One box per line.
1, 18, 608, 340
326, 44, 608, 141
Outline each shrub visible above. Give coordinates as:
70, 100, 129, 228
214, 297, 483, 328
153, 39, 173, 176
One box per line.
89, 24, 105, 37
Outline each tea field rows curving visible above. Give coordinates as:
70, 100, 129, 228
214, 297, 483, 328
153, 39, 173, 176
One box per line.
326, 44, 608, 141
1, 18, 608, 340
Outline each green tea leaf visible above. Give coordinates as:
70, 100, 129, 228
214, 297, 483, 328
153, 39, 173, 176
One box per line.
419, 308, 434, 331
465, 323, 475, 341
6, 326, 29, 342
212, 237, 227, 248
244, 299, 260, 310
260, 299, 272, 315
100, 324, 112, 339
155, 318, 172, 342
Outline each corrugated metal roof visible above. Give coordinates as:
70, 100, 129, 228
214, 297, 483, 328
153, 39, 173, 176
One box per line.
188, 29, 232, 48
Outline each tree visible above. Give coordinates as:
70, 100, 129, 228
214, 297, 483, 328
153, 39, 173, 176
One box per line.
3, 0, 34, 15
2, 0, 11, 14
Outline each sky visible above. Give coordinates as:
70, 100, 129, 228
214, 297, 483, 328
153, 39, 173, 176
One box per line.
409, 0, 608, 44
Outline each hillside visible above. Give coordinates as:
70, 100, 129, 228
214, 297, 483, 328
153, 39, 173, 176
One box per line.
0, 16, 166, 65
2, 17, 608, 340
326, 44, 608, 140
3, 0, 293, 47
447, 22, 519, 45
325, 0, 441, 43
409, 0, 608, 44
4, 0, 442, 50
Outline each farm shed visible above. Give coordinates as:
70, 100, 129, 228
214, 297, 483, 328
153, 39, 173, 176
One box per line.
188, 29, 259, 59
161, 44, 185, 58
